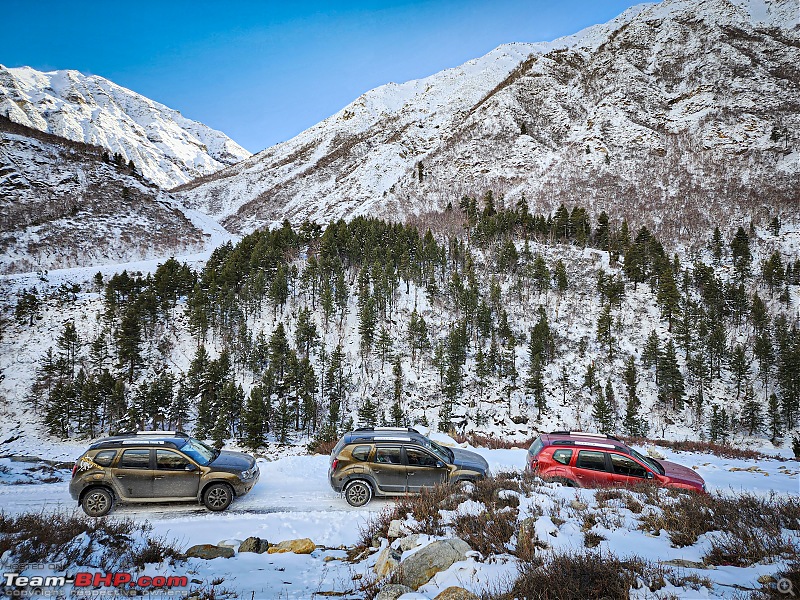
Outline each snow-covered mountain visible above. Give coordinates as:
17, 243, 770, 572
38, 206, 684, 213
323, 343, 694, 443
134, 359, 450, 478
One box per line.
0, 116, 229, 273
0, 65, 251, 189
177, 0, 799, 240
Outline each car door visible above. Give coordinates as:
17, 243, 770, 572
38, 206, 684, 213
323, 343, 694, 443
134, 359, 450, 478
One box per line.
404, 447, 448, 492
111, 448, 153, 498
153, 449, 200, 498
573, 450, 612, 487
370, 446, 406, 493
609, 452, 650, 486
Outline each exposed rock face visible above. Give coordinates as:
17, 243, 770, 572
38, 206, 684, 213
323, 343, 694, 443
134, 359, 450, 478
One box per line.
185, 544, 234, 560
434, 587, 481, 600
177, 0, 799, 243
266, 538, 316, 554
238, 536, 270, 554
0, 116, 224, 274
0, 64, 250, 188
399, 538, 472, 590
375, 584, 414, 600
374, 546, 402, 578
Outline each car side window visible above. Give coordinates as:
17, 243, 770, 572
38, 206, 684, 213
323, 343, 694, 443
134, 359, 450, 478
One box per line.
576, 450, 607, 471
93, 450, 117, 467
374, 447, 402, 465
406, 448, 438, 467
552, 449, 573, 465
610, 454, 647, 478
351, 445, 371, 461
156, 450, 191, 470
118, 449, 150, 469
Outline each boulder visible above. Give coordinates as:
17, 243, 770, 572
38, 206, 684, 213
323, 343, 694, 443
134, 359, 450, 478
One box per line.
239, 536, 270, 554
569, 500, 588, 511
388, 519, 412, 539
267, 538, 316, 554
217, 539, 241, 550
434, 587, 481, 600
374, 546, 402, 577
375, 583, 414, 600
399, 538, 472, 590
185, 544, 234, 560
398, 534, 422, 552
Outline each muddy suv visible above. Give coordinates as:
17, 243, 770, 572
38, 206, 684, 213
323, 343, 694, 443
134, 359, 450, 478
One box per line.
329, 427, 490, 506
525, 431, 706, 493
69, 431, 259, 516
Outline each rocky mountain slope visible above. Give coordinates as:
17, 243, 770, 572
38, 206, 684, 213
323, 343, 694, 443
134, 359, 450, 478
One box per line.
0, 65, 250, 189
176, 0, 799, 241
0, 116, 224, 273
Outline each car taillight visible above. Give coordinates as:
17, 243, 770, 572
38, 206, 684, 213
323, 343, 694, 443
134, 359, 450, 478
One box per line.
71, 463, 78, 477
331, 458, 339, 471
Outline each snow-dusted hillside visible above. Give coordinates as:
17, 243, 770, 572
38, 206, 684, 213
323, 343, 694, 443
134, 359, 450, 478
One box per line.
0, 116, 231, 273
177, 0, 799, 240
0, 65, 251, 189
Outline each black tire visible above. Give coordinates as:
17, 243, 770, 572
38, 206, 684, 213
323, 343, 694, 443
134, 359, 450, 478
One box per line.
81, 488, 113, 517
203, 483, 233, 511
548, 476, 579, 488
344, 480, 372, 507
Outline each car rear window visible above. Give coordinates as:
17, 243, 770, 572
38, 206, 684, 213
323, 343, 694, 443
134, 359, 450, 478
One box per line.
552, 449, 573, 465
331, 438, 347, 457
528, 436, 544, 457
351, 445, 371, 461
93, 450, 117, 467
576, 450, 606, 471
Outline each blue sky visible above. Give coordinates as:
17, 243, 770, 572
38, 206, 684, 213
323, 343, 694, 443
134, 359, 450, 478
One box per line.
2, 1, 646, 153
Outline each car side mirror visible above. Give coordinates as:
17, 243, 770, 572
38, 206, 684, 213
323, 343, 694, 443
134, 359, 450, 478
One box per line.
645, 471, 655, 479
185, 463, 197, 472
436, 461, 445, 469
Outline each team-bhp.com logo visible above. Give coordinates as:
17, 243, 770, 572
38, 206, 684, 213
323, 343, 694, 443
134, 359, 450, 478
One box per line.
3, 568, 187, 596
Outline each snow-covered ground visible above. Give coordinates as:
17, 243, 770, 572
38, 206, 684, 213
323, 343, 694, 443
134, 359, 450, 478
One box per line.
0, 434, 796, 599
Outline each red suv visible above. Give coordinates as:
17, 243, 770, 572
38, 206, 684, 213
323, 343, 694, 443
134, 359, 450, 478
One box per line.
526, 431, 706, 493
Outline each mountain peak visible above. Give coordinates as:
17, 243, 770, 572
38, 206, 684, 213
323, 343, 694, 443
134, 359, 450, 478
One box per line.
0, 65, 251, 188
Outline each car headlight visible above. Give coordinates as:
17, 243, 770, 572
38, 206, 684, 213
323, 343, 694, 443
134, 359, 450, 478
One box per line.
241, 466, 258, 480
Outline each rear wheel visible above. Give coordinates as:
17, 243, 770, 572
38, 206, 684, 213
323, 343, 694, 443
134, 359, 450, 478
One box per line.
203, 483, 233, 511
81, 488, 113, 517
344, 480, 372, 507
547, 476, 578, 488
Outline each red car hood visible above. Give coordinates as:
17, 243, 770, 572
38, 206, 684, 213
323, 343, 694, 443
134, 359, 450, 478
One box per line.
661, 460, 706, 487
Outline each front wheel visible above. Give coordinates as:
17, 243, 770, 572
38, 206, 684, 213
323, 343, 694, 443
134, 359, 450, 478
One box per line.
344, 480, 372, 507
203, 483, 233, 511
81, 488, 113, 517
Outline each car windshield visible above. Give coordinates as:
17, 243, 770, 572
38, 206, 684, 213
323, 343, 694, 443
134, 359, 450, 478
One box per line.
423, 439, 453, 463
630, 448, 665, 475
179, 438, 216, 466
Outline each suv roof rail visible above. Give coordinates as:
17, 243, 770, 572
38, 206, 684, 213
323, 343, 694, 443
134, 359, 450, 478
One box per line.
354, 427, 420, 434
549, 430, 622, 443
114, 430, 189, 438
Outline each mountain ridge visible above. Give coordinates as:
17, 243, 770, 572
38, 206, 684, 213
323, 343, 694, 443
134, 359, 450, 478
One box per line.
176, 0, 798, 241
0, 65, 251, 189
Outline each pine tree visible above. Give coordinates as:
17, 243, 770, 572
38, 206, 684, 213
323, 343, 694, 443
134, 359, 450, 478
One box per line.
596, 304, 615, 358
709, 405, 730, 445
767, 393, 782, 442
729, 344, 749, 402
57, 321, 80, 380
526, 354, 546, 418
115, 307, 142, 382
656, 267, 680, 331
14, 288, 40, 326
358, 397, 379, 428
294, 307, 319, 358
740, 385, 763, 435
710, 227, 724, 265
390, 354, 404, 426
642, 331, 660, 372
553, 260, 568, 296
730, 226, 751, 280
593, 385, 615, 434
376, 326, 393, 368
274, 397, 292, 444
358, 295, 377, 357
658, 340, 685, 411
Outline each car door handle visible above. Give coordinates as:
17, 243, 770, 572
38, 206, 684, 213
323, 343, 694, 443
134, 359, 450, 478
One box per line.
154, 476, 165, 480
115, 475, 125, 479
408, 472, 416, 476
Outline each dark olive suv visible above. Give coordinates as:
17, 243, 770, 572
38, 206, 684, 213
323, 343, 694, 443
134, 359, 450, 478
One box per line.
69, 431, 259, 516
329, 427, 490, 506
